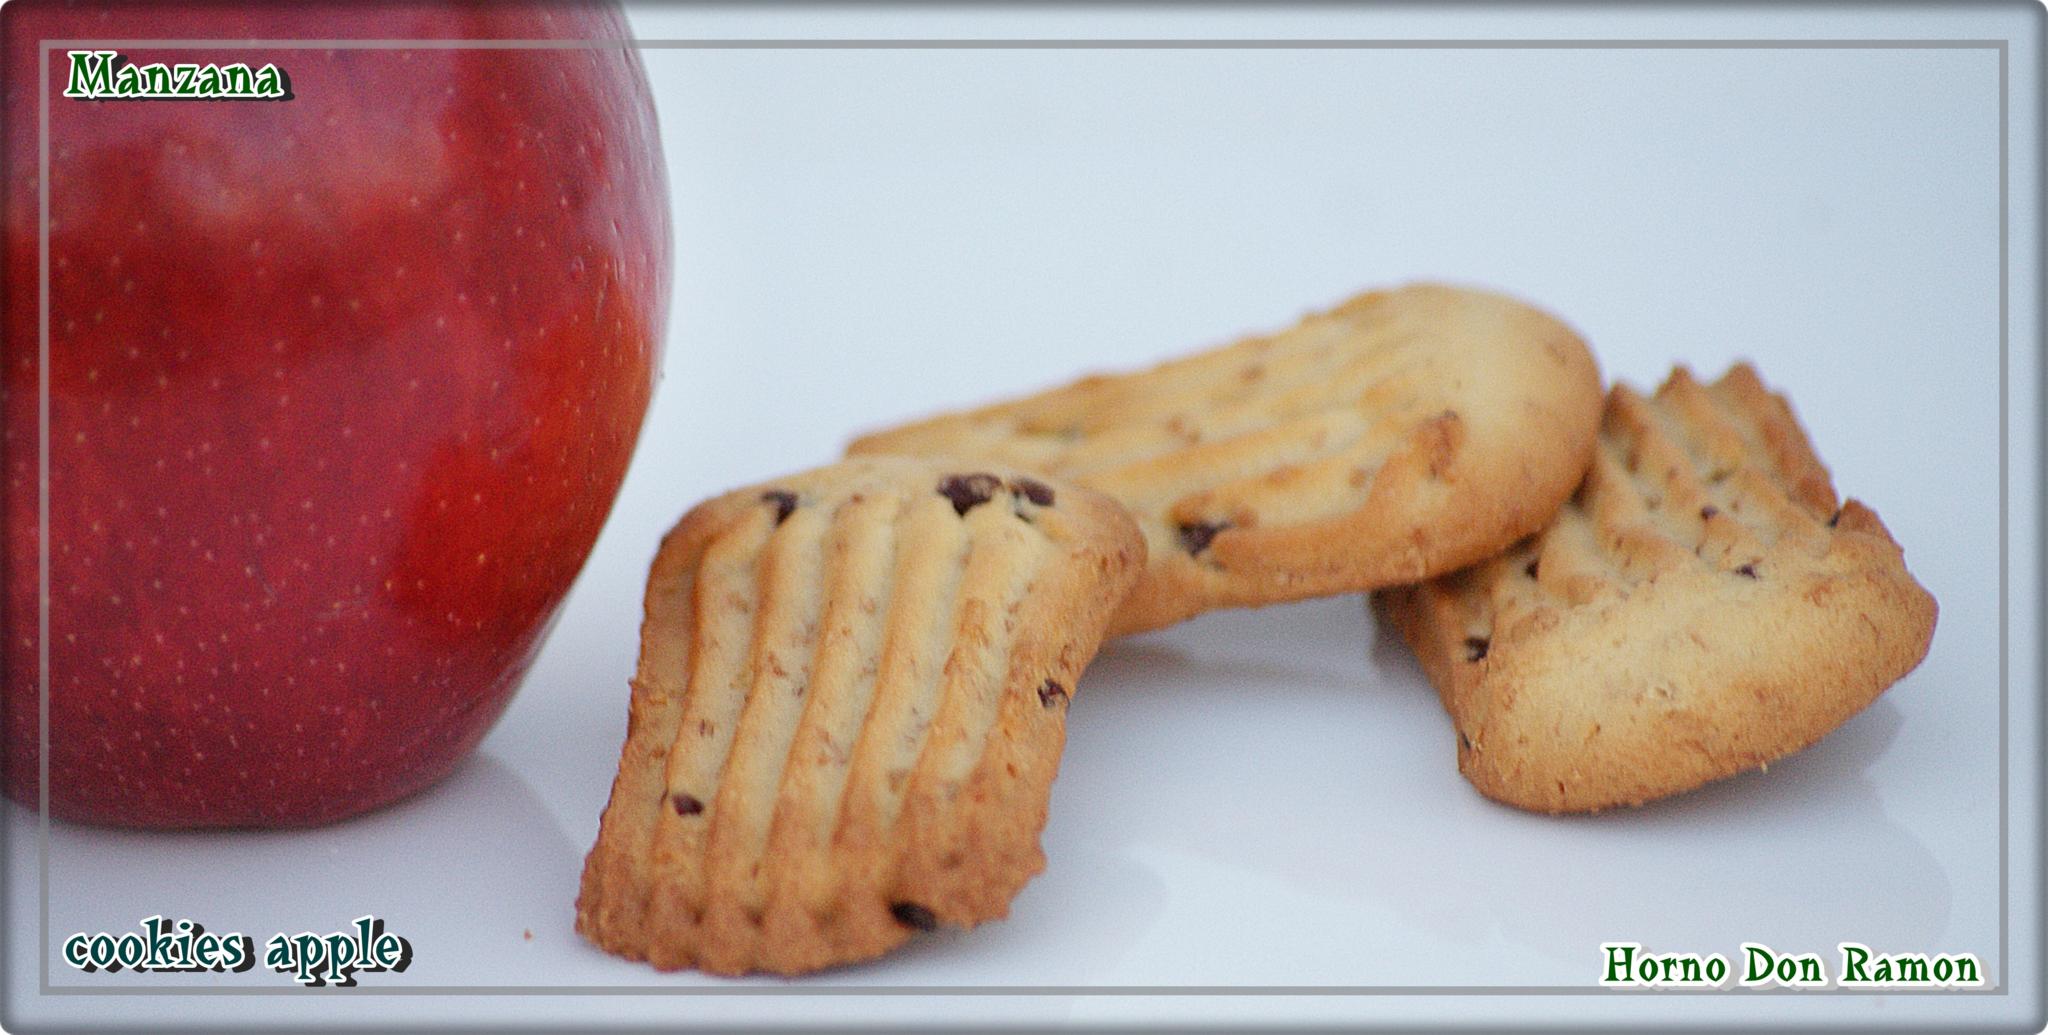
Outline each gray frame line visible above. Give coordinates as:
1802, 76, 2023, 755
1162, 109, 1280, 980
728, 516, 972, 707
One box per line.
35, 33, 54, 1009
30, 34, 2015, 1002
35, 37, 2009, 49
28, 984, 2014, 997
1990, 30, 2007, 1000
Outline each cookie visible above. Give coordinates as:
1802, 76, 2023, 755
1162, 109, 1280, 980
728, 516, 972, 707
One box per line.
1376, 364, 1937, 813
575, 456, 1144, 974
848, 283, 1604, 634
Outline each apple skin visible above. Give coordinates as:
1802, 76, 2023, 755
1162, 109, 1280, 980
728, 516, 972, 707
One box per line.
1, 2, 671, 827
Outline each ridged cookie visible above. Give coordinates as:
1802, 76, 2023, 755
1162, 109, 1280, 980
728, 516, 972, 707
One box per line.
1376, 364, 1937, 813
849, 283, 1604, 634
576, 456, 1144, 975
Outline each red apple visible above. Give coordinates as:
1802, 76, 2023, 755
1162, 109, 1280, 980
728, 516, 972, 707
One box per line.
1, 2, 671, 826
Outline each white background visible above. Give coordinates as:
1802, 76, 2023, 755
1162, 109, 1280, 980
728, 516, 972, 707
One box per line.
6, 2, 2040, 1030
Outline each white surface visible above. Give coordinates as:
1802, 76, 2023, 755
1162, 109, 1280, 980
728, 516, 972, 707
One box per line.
7, 2, 2040, 1030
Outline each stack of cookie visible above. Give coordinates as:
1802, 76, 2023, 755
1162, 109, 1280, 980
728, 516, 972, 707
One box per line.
576, 283, 1937, 975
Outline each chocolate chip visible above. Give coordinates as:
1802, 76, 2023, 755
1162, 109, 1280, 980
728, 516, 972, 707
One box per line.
761, 490, 798, 525
1733, 563, 1759, 579
1828, 508, 1842, 528
1037, 679, 1068, 709
1008, 477, 1056, 507
1699, 505, 1719, 521
889, 901, 937, 931
670, 793, 704, 816
1524, 558, 1540, 580
1459, 732, 1474, 751
1464, 636, 1490, 662
1176, 521, 1228, 554
937, 473, 1001, 516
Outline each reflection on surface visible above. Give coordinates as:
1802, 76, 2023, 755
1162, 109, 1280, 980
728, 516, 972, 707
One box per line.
1046, 595, 1950, 986
34, 753, 579, 986
20, 594, 1961, 989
